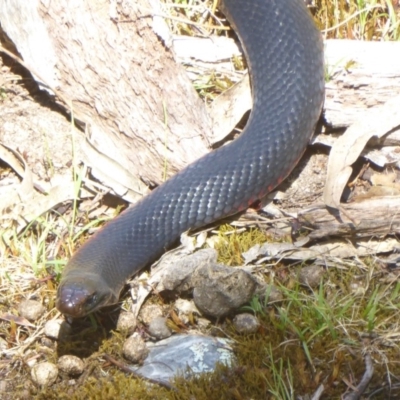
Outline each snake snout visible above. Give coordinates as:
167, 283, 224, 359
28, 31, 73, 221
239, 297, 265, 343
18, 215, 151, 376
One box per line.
56, 270, 120, 317
56, 283, 95, 318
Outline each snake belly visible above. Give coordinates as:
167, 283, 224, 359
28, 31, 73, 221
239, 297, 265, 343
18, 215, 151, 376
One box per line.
56, 0, 325, 318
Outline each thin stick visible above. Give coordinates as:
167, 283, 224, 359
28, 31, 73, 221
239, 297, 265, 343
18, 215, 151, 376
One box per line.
343, 353, 374, 400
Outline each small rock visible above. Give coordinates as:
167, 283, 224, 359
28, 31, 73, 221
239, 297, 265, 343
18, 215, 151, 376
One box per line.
31, 362, 58, 386
266, 285, 284, 302
123, 334, 149, 363
18, 300, 45, 322
57, 355, 84, 376
40, 337, 54, 349
157, 249, 218, 292
298, 265, 325, 288
192, 264, 257, 318
129, 334, 235, 386
148, 317, 172, 339
116, 312, 137, 335
139, 304, 164, 325
44, 319, 71, 340
233, 313, 260, 334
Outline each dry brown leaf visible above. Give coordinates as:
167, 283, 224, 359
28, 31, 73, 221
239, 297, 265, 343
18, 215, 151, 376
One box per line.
0, 143, 34, 200
324, 95, 400, 209
0, 313, 35, 328
243, 237, 400, 264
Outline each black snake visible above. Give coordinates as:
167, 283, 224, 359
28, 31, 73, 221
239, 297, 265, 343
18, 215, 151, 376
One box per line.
56, 0, 325, 318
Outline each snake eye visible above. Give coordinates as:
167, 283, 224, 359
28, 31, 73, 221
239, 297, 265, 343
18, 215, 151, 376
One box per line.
81, 290, 115, 315
84, 293, 98, 308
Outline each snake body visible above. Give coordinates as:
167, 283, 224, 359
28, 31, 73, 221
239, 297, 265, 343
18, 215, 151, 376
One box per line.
56, 0, 325, 318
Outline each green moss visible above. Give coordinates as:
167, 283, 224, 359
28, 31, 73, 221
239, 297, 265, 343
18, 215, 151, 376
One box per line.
5, 221, 394, 399
31, 252, 400, 399
214, 224, 271, 265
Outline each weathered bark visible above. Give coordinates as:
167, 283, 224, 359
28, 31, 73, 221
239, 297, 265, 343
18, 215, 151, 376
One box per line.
204, 39, 400, 138
1, 3, 400, 247
324, 40, 400, 129
0, 0, 212, 201
299, 195, 400, 240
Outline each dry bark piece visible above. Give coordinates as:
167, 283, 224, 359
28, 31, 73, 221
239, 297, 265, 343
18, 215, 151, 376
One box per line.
299, 195, 400, 239
0, 143, 34, 199
324, 95, 400, 209
0, 313, 35, 328
0, 0, 212, 196
324, 40, 400, 128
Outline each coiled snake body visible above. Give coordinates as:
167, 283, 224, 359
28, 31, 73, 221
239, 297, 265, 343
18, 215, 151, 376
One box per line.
56, 0, 325, 318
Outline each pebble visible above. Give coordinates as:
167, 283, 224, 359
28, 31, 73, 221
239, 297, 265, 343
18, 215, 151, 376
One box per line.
129, 334, 235, 386
298, 265, 325, 288
266, 285, 284, 302
18, 300, 45, 322
57, 355, 84, 376
40, 337, 54, 349
233, 313, 260, 334
148, 316, 172, 339
123, 334, 149, 363
116, 311, 137, 335
192, 263, 257, 318
156, 249, 217, 292
30, 362, 58, 386
139, 304, 164, 325
44, 319, 71, 340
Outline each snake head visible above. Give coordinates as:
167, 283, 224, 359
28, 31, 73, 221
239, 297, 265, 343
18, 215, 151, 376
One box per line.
56, 273, 119, 318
